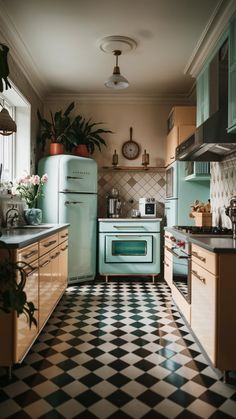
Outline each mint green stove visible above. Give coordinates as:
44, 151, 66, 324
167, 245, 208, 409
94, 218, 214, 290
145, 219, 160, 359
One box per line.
98, 218, 161, 282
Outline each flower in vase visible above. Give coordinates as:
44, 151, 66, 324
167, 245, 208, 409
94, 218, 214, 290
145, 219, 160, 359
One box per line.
12, 173, 48, 208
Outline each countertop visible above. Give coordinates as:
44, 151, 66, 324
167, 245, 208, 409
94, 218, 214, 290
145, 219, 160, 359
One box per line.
0, 224, 70, 249
165, 227, 236, 253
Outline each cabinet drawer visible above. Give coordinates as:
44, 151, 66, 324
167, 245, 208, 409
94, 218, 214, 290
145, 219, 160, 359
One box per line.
58, 228, 69, 244
99, 220, 160, 233
17, 242, 39, 264
39, 233, 58, 256
191, 244, 217, 275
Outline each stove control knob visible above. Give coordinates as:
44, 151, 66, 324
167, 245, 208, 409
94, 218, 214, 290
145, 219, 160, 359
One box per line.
170, 236, 176, 242
177, 240, 185, 248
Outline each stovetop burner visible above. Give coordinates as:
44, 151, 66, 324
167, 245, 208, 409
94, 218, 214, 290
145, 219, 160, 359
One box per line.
174, 226, 233, 235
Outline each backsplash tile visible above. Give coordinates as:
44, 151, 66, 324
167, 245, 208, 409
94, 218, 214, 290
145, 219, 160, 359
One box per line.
98, 169, 166, 218
210, 152, 236, 228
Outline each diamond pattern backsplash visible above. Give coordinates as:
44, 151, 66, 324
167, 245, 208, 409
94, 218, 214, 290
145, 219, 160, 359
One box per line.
98, 169, 166, 218
210, 152, 236, 227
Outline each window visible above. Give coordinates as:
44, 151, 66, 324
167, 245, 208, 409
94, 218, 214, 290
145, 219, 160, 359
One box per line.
0, 85, 31, 185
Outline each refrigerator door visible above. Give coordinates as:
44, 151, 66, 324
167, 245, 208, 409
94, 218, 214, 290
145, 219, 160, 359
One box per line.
58, 155, 97, 193
59, 193, 97, 283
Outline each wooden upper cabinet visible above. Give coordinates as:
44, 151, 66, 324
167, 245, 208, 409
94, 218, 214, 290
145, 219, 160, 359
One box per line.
165, 106, 196, 167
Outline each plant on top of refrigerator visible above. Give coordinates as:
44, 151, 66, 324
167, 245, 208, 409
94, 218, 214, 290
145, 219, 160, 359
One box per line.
67, 114, 113, 154
37, 102, 75, 151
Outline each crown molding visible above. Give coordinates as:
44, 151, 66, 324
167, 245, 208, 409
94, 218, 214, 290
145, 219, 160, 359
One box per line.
0, 0, 47, 100
45, 92, 194, 106
185, 0, 236, 78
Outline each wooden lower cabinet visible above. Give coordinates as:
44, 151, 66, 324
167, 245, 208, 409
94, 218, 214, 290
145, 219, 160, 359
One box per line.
191, 246, 236, 373
0, 228, 68, 368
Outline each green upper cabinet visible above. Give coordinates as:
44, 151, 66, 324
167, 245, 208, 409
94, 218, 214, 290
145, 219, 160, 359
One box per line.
228, 13, 236, 132
196, 66, 209, 127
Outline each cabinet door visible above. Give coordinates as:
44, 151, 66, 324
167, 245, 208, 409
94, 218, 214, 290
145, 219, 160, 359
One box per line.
191, 262, 216, 364
39, 253, 52, 329
196, 67, 209, 127
50, 247, 61, 302
228, 16, 236, 131
165, 126, 178, 166
164, 248, 173, 288
59, 240, 68, 290
14, 261, 39, 363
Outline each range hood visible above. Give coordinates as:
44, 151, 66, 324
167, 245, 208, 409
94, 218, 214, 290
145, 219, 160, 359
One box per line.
176, 39, 236, 161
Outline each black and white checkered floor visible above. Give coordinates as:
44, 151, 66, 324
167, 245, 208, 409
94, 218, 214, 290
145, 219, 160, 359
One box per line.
1, 280, 236, 418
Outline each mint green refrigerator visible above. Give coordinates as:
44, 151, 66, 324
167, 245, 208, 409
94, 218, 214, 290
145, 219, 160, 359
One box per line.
38, 155, 97, 284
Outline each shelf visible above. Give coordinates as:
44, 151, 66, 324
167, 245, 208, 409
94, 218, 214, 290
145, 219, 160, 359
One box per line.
101, 166, 166, 172
184, 174, 211, 181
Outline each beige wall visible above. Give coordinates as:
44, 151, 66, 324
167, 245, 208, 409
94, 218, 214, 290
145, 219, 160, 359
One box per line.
44, 100, 172, 168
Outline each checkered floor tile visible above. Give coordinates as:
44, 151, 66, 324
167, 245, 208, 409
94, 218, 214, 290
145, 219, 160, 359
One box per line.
1, 280, 236, 418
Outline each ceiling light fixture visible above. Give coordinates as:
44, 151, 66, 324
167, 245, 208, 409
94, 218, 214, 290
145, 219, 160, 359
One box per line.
104, 50, 129, 90
99, 35, 137, 91
0, 102, 17, 136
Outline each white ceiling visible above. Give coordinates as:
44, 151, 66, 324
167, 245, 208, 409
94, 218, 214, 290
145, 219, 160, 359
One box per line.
0, 0, 232, 98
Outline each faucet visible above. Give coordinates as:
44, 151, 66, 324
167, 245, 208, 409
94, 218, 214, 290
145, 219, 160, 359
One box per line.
225, 196, 236, 239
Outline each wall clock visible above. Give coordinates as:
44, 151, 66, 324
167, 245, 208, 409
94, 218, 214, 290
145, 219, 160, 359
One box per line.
121, 127, 140, 160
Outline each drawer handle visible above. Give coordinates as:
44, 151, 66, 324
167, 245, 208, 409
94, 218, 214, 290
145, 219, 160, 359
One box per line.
22, 250, 38, 259
43, 240, 57, 248
60, 233, 68, 238
164, 261, 169, 267
51, 251, 60, 260
192, 251, 206, 262
165, 245, 188, 259
114, 226, 145, 229
26, 267, 39, 277
61, 245, 68, 251
192, 269, 206, 284
39, 259, 50, 268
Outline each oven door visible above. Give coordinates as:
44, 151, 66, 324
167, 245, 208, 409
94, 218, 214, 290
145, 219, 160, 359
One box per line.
166, 244, 191, 303
105, 234, 153, 263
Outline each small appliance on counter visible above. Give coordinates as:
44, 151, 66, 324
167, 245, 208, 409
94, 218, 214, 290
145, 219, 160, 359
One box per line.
225, 196, 236, 239
139, 197, 157, 218
107, 188, 122, 218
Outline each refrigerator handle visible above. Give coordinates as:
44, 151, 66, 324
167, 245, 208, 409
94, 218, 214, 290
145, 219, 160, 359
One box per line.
66, 176, 83, 179
65, 201, 84, 205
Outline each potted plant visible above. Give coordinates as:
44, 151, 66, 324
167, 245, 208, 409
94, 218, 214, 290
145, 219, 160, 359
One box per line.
68, 115, 112, 156
0, 242, 37, 328
37, 102, 75, 155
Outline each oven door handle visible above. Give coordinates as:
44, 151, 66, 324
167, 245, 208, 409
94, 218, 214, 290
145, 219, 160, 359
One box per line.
114, 235, 146, 238
113, 226, 146, 229
165, 245, 189, 259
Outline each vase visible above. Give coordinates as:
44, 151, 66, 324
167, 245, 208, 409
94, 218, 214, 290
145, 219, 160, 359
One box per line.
24, 208, 42, 225
73, 145, 89, 157
49, 143, 64, 155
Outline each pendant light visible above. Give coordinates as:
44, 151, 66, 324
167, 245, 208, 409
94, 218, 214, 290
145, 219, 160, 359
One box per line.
104, 50, 129, 90
0, 102, 17, 136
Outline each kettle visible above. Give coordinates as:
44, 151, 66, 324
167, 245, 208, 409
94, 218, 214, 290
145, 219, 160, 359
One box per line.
107, 188, 122, 218
225, 196, 236, 239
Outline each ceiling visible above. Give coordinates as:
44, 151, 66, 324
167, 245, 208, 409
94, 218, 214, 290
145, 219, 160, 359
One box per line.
0, 0, 232, 98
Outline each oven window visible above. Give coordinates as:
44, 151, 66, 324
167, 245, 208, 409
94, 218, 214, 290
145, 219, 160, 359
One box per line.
112, 240, 147, 256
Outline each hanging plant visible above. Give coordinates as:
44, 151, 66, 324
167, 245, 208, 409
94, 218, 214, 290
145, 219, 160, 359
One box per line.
0, 43, 11, 93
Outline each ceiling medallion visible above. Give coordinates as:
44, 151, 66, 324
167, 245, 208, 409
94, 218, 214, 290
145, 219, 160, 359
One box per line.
98, 36, 137, 54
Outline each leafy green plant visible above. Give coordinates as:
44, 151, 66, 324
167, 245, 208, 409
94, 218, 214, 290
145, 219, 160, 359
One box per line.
0, 43, 11, 92
0, 243, 37, 328
68, 115, 113, 154
37, 102, 75, 151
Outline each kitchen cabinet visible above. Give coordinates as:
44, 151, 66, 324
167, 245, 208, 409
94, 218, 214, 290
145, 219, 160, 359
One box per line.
196, 67, 209, 127
165, 106, 196, 167
228, 13, 236, 132
164, 231, 173, 288
191, 243, 236, 376
0, 227, 68, 369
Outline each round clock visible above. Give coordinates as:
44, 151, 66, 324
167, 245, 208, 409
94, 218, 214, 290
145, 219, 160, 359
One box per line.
121, 127, 140, 160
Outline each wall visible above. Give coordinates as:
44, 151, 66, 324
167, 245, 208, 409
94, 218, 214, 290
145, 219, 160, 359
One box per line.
210, 152, 236, 228
44, 98, 172, 216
